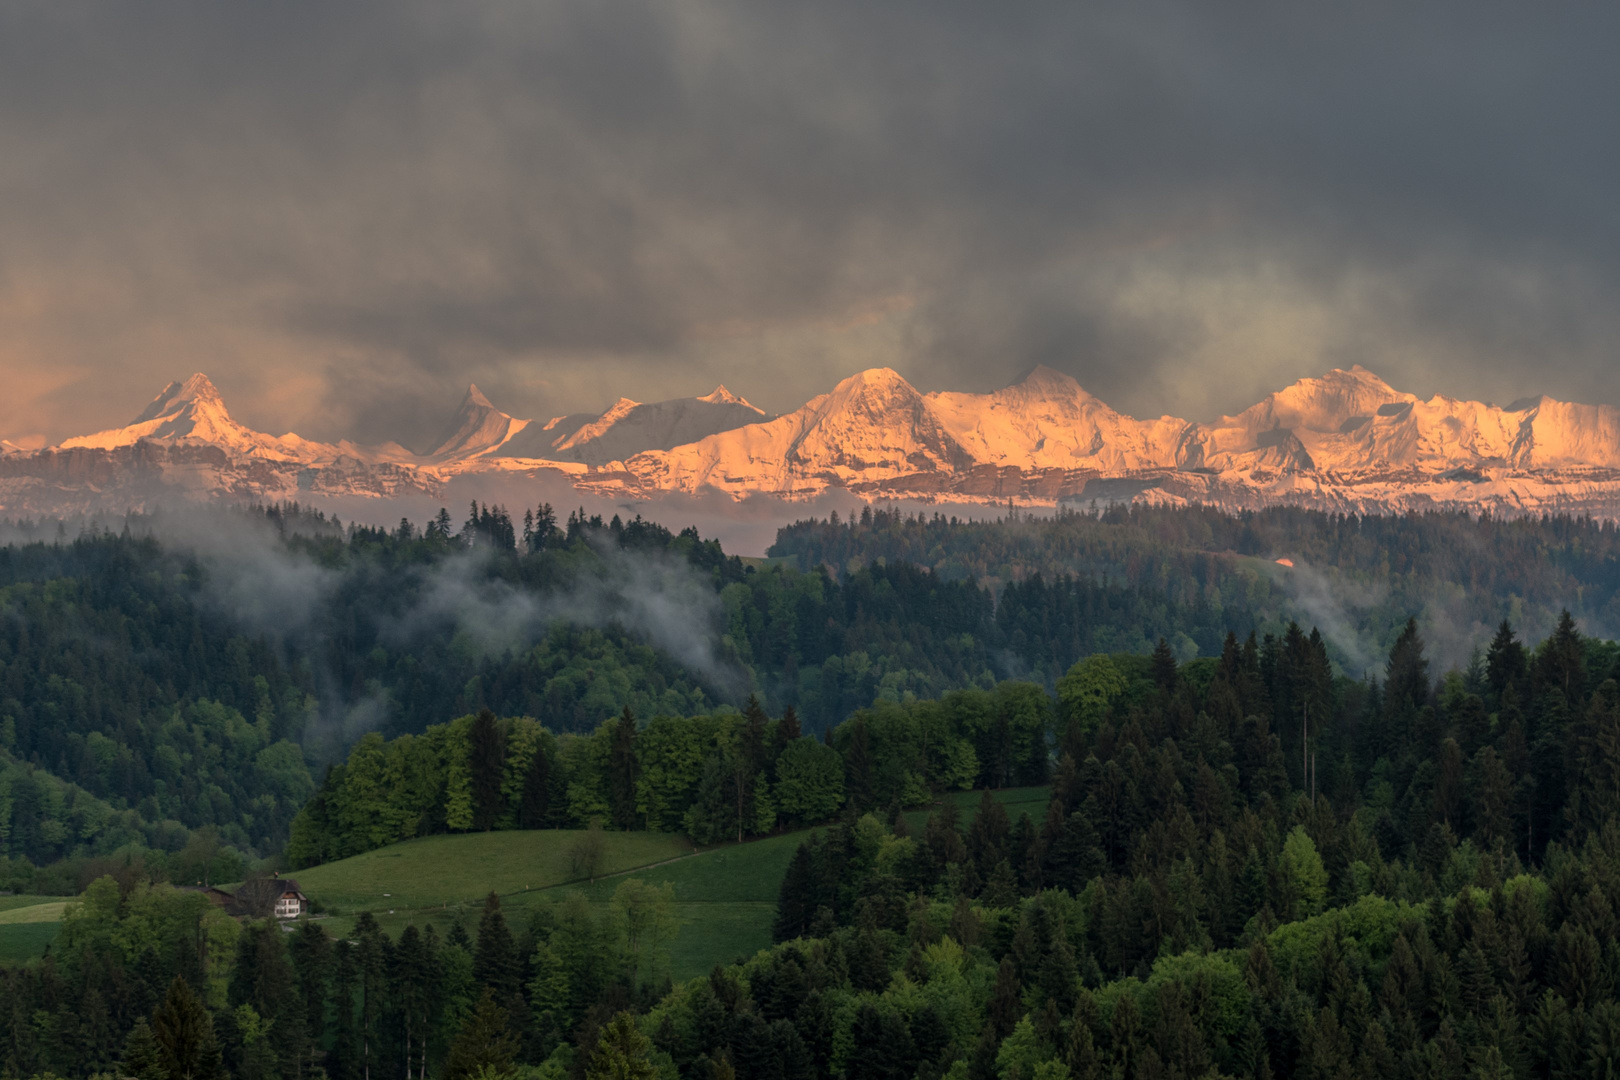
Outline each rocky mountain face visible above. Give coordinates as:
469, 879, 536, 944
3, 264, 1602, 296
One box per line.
505, 385, 769, 465
8, 365, 1620, 519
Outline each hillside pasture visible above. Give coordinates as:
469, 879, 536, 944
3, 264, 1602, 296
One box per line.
0, 897, 69, 964
297, 788, 1050, 980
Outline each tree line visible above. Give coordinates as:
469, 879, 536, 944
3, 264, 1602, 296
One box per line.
8, 612, 1620, 1076
9, 500, 1620, 889
1, 873, 676, 1080
0, 504, 1272, 884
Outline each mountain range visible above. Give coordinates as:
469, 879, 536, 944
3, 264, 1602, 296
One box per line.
8, 365, 1620, 519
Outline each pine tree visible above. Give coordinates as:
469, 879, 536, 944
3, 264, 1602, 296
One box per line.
354, 911, 389, 1080
393, 925, 434, 1080
966, 789, 1011, 881
228, 920, 296, 1026
1109, 992, 1144, 1079
444, 989, 519, 1080
469, 709, 506, 832
535, 503, 557, 549
151, 976, 225, 1080
741, 695, 769, 772
585, 1011, 658, 1080
1486, 619, 1527, 697
608, 707, 639, 831
1386, 618, 1431, 713
519, 741, 551, 829
1541, 610, 1586, 700
473, 892, 519, 1002
988, 956, 1022, 1039
288, 919, 332, 1079
1065, 990, 1102, 1079
845, 1004, 916, 1080
851, 910, 893, 993
1572, 685, 1620, 835
119, 1017, 168, 1080
528, 940, 571, 1057
773, 843, 816, 942
1151, 637, 1177, 691
773, 706, 802, 766
329, 940, 360, 1080
844, 719, 874, 811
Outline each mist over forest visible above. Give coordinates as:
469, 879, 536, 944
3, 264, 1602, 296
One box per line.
5, 502, 1620, 1079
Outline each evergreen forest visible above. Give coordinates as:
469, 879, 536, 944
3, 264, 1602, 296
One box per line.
4, 504, 1620, 1077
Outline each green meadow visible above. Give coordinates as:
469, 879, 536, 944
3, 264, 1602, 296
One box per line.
0, 787, 1049, 977
0, 897, 69, 965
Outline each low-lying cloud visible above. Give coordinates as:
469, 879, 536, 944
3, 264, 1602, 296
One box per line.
19, 506, 744, 748
398, 538, 739, 692
4, 3, 1620, 450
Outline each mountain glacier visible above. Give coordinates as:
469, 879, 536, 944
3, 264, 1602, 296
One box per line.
7, 365, 1620, 520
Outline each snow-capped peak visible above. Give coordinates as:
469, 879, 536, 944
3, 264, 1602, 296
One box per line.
1012, 364, 1087, 396
697, 384, 765, 413
924, 366, 1185, 471
23, 363, 1620, 522
428, 384, 528, 459
129, 372, 225, 424
508, 387, 773, 466
58, 372, 327, 462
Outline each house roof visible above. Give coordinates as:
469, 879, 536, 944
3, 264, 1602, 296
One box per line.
218, 877, 307, 917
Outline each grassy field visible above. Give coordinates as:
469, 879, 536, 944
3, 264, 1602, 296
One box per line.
0, 894, 63, 914
0, 786, 1054, 976
303, 828, 803, 980
301, 787, 1051, 981
0, 899, 70, 924
0, 896, 70, 964
292, 829, 693, 911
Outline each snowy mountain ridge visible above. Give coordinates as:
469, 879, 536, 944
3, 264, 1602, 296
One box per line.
9, 365, 1620, 519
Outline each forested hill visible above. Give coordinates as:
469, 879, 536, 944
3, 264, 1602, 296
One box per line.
0, 502, 1275, 878
10, 614, 1620, 1078
5, 502, 1620, 882
772, 504, 1620, 671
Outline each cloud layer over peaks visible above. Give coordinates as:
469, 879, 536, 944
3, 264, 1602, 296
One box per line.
3, 2, 1619, 449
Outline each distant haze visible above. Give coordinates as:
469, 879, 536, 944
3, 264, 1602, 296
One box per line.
2, 3, 1619, 450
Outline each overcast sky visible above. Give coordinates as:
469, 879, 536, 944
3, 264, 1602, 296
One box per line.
3, 2, 1618, 450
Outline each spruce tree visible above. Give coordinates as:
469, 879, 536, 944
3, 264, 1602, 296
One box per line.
741, 695, 769, 773
151, 976, 225, 1080
1386, 618, 1431, 713
329, 940, 360, 1080
528, 941, 571, 1057
519, 742, 551, 829
845, 1004, 915, 1080
473, 892, 519, 1002
469, 709, 506, 831
773, 843, 816, 942
773, 706, 802, 765
119, 1017, 167, 1080
444, 989, 519, 1080
987, 957, 1022, 1040
608, 707, 639, 831
1541, 610, 1586, 700
1487, 619, 1527, 697
288, 919, 331, 1064
1151, 637, 1177, 691
585, 1011, 657, 1080
1571, 682, 1620, 835
393, 925, 433, 1080
354, 912, 389, 1080
844, 719, 874, 811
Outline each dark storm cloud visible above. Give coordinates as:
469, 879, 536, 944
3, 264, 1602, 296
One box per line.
1, 1, 1617, 447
